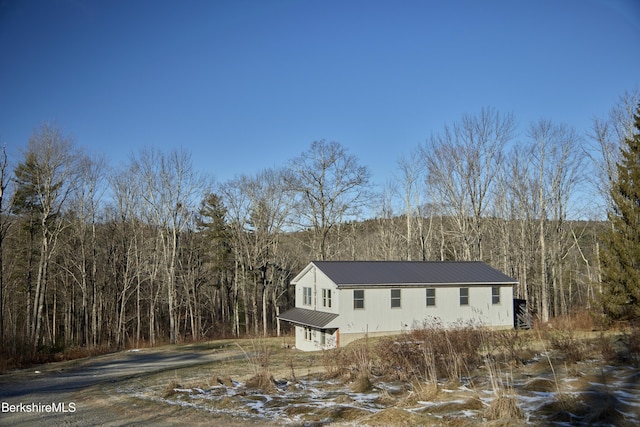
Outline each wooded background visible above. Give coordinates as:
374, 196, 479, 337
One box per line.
0, 90, 638, 361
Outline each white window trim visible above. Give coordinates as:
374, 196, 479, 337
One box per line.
391, 289, 401, 308
426, 288, 436, 307
460, 287, 469, 306
322, 288, 332, 308
492, 286, 501, 305
353, 289, 365, 309
303, 287, 312, 306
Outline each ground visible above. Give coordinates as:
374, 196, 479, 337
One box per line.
0, 330, 639, 426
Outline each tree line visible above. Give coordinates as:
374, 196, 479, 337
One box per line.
0, 90, 638, 362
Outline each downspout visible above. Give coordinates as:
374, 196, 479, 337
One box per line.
313, 266, 317, 311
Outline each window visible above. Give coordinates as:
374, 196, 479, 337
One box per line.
304, 327, 312, 341
492, 286, 500, 304
303, 287, 312, 306
460, 287, 469, 306
353, 290, 365, 309
322, 289, 332, 308
391, 289, 401, 308
426, 288, 436, 306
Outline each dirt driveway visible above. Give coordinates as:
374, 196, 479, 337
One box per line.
0, 345, 243, 426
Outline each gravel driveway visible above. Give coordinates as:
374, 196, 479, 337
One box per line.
0, 346, 242, 426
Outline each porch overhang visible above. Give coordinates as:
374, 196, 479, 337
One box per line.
278, 307, 339, 329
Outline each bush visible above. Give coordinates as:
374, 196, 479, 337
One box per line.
485, 395, 524, 421
490, 329, 529, 365
549, 310, 599, 331
548, 330, 586, 363
375, 318, 484, 383
164, 379, 181, 397
628, 324, 640, 357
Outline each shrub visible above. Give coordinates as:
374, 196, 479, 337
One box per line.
485, 395, 524, 421
628, 323, 640, 357
594, 332, 617, 363
548, 330, 586, 363
245, 372, 277, 393
549, 310, 599, 331
351, 373, 372, 393
375, 318, 485, 384
164, 379, 181, 397
490, 329, 530, 365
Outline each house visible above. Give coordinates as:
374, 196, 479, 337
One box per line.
278, 261, 519, 351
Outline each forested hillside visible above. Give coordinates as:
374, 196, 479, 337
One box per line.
1, 92, 638, 364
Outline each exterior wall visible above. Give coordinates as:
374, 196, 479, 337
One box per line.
292, 265, 340, 351
291, 263, 515, 351
294, 266, 339, 314
294, 325, 337, 351
335, 285, 514, 337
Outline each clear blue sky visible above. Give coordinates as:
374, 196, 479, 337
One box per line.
1, 0, 639, 188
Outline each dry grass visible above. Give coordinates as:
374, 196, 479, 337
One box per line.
547, 329, 588, 363
403, 380, 439, 404
245, 371, 277, 393
374, 319, 486, 384
548, 309, 601, 331
163, 379, 181, 398
360, 407, 432, 426
47, 316, 640, 426
351, 373, 373, 393
485, 395, 524, 421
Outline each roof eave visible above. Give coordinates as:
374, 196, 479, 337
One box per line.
336, 281, 519, 288
290, 262, 317, 284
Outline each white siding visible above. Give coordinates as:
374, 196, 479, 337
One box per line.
336, 285, 513, 335
294, 266, 339, 314
289, 262, 515, 351
294, 325, 337, 351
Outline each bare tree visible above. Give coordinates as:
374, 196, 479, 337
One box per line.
220, 168, 291, 336
108, 162, 143, 348
495, 143, 538, 304
63, 154, 105, 347
218, 176, 253, 336
396, 149, 427, 260
421, 107, 516, 260
372, 183, 403, 260
589, 88, 640, 216
286, 140, 371, 260
13, 124, 83, 351
528, 119, 584, 321
132, 147, 207, 345
0, 144, 13, 345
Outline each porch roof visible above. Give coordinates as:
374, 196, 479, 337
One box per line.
278, 307, 338, 329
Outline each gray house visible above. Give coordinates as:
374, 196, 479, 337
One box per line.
278, 261, 518, 351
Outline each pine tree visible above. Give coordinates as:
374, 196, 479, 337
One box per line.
601, 103, 640, 321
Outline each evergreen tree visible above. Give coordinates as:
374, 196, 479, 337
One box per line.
601, 104, 640, 321
197, 192, 232, 267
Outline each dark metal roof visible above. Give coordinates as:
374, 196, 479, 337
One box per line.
310, 261, 517, 287
278, 307, 339, 328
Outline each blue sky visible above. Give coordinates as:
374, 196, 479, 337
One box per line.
1, 0, 639, 189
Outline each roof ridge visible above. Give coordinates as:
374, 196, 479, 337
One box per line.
312, 260, 484, 263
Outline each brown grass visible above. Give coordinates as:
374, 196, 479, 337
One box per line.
351, 373, 373, 393
403, 380, 439, 404
245, 371, 277, 393
163, 379, 181, 398
485, 395, 524, 421
548, 310, 601, 331
548, 329, 587, 363
375, 319, 486, 384
361, 407, 431, 426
